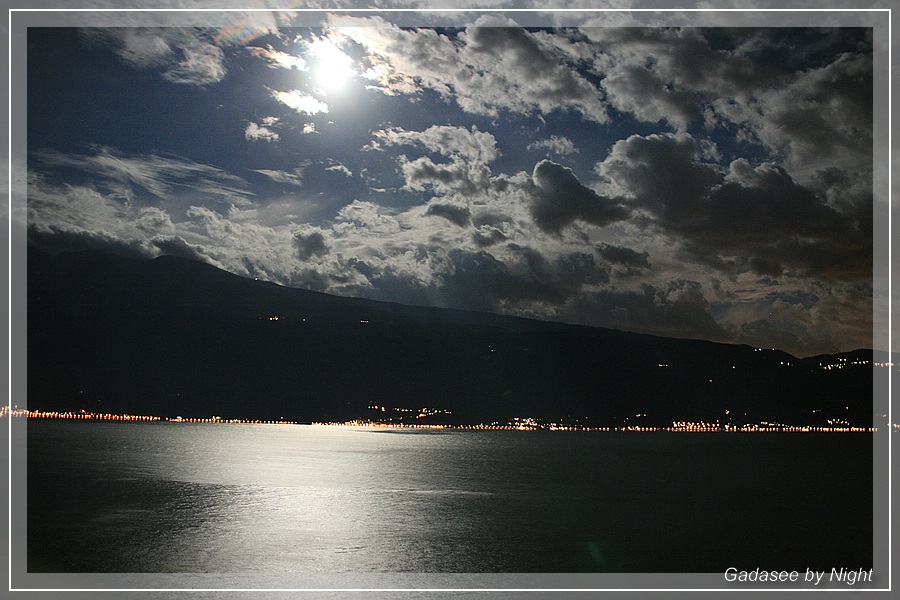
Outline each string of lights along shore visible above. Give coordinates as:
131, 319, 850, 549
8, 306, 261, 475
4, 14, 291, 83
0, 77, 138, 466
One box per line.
5, 407, 880, 433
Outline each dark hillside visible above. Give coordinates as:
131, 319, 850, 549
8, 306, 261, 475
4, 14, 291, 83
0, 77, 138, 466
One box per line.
26, 248, 873, 426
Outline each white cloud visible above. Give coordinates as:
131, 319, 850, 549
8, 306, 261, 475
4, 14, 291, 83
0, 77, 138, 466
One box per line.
369, 125, 500, 199
600, 63, 702, 131
331, 15, 608, 123
333, 200, 402, 236
372, 124, 500, 163
82, 28, 228, 86
271, 89, 329, 115
252, 168, 305, 187
30, 24, 876, 357
245, 44, 307, 70
454, 16, 608, 122
244, 121, 280, 142
578, 27, 872, 173
526, 135, 578, 156
28, 174, 129, 234
109, 28, 172, 68
33, 146, 254, 209
135, 206, 176, 234
398, 155, 493, 197
714, 51, 873, 170
325, 162, 353, 177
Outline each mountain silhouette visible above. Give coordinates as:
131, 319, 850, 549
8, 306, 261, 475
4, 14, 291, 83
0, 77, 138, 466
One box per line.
26, 247, 874, 426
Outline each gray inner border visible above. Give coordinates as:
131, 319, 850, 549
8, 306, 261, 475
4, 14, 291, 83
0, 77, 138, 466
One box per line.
5, 4, 893, 597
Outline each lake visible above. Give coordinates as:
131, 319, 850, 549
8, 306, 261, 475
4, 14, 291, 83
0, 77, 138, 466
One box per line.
27, 421, 872, 573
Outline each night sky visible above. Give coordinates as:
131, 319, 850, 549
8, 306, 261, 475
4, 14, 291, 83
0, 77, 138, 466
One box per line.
24, 17, 877, 357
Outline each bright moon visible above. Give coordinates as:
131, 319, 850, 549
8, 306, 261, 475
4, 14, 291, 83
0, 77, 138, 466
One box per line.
308, 38, 355, 91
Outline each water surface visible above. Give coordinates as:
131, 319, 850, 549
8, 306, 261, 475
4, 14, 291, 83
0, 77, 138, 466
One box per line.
27, 422, 872, 573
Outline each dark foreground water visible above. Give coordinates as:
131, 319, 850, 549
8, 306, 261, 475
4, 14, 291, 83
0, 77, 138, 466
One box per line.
27, 421, 872, 573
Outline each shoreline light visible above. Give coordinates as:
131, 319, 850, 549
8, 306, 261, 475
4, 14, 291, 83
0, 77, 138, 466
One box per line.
2, 407, 879, 433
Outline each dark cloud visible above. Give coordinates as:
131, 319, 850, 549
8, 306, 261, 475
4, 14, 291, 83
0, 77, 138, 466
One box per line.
583, 27, 872, 172
435, 246, 608, 313
596, 132, 719, 226
562, 279, 733, 342
327, 241, 611, 319
811, 166, 873, 231
293, 228, 330, 261
741, 236, 872, 282
581, 27, 776, 131
734, 318, 846, 358
400, 155, 490, 197
438, 249, 526, 312
747, 257, 783, 279
699, 164, 869, 281
596, 133, 871, 282
471, 225, 508, 247
766, 289, 820, 310
425, 202, 472, 227
601, 64, 703, 130
551, 250, 610, 287
758, 52, 872, 162
27, 223, 154, 260
597, 243, 651, 272
332, 256, 437, 308
708, 162, 849, 243
460, 20, 608, 121
530, 160, 630, 233
511, 244, 610, 290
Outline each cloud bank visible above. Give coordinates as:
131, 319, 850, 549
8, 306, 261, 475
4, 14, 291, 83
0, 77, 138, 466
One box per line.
25, 21, 878, 357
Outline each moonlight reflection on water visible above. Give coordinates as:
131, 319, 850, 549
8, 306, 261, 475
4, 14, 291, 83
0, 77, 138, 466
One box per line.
27, 421, 872, 573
